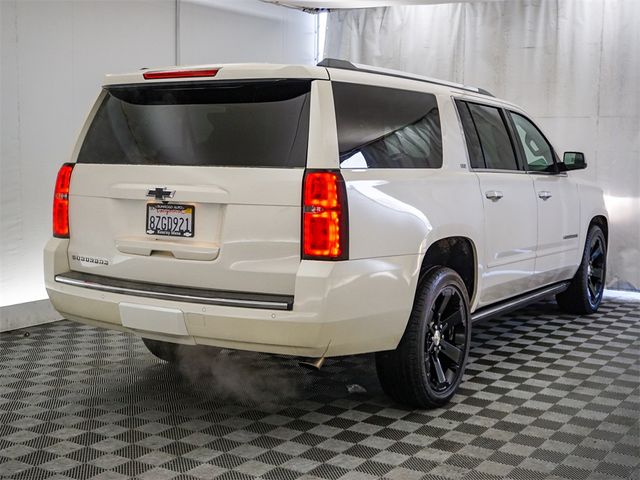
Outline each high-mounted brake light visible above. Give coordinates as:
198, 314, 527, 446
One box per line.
143, 68, 219, 80
302, 170, 348, 260
53, 163, 74, 238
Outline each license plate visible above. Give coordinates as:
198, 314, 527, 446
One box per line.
146, 204, 195, 237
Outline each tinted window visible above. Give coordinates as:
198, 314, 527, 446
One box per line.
467, 103, 518, 171
510, 112, 555, 172
78, 80, 311, 167
455, 100, 485, 169
333, 82, 443, 169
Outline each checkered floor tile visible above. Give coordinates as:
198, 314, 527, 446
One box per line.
1, 299, 638, 480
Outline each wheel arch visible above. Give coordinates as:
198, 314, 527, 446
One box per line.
417, 236, 478, 306
589, 215, 608, 243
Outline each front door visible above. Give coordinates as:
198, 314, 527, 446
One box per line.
507, 112, 581, 285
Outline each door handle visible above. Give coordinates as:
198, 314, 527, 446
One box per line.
485, 190, 503, 201
538, 191, 552, 200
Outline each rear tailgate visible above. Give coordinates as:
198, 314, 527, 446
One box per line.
67, 79, 311, 296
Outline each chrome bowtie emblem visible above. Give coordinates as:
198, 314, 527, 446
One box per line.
433, 330, 441, 346
146, 187, 175, 201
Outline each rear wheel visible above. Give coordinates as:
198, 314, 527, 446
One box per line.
376, 267, 471, 408
556, 225, 607, 314
142, 338, 180, 363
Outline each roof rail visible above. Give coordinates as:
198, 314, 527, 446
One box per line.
317, 58, 494, 97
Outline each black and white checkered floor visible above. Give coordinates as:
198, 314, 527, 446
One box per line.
1, 300, 638, 480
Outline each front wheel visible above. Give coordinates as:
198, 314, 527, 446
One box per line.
376, 267, 471, 409
556, 225, 607, 314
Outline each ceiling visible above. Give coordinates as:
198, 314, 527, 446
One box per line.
263, 0, 499, 12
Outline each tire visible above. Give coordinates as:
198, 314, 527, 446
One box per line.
142, 338, 181, 363
376, 267, 472, 409
556, 225, 607, 314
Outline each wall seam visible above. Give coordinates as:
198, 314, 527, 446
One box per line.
14, 0, 24, 299
314, 10, 319, 63
71, 1, 75, 132
594, 0, 605, 180
175, 0, 180, 65
461, 3, 466, 85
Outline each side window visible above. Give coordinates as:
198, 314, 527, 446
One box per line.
467, 103, 519, 171
455, 100, 485, 169
509, 112, 555, 172
332, 82, 443, 169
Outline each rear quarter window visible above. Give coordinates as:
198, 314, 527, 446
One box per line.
332, 82, 443, 169
77, 80, 311, 168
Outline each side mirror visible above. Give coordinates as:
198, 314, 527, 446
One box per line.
563, 151, 587, 171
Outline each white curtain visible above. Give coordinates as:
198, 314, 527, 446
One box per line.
325, 0, 640, 291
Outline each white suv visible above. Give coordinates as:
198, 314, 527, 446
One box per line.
44, 59, 608, 408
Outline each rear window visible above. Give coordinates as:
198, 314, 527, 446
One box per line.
464, 102, 519, 171
332, 82, 443, 169
77, 80, 311, 168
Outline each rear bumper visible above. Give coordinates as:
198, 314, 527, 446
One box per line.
45, 238, 419, 358
55, 271, 294, 311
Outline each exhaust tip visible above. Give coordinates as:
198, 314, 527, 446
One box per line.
298, 356, 325, 370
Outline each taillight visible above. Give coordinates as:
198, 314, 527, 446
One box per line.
142, 68, 219, 80
53, 163, 74, 238
302, 170, 348, 260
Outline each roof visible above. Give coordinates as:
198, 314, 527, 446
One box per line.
101, 60, 515, 107
103, 63, 329, 86
318, 58, 494, 96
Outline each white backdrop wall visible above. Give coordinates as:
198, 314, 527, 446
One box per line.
0, 0, 316, 328
325, 0, 640, 291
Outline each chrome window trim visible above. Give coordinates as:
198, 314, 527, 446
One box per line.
526, 170, 568, 177
472, 168, 528, 174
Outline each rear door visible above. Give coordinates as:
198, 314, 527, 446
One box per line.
456, 100, 538, 306
67, 79, 312, 295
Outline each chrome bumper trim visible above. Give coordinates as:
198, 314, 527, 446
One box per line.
54, 271, 293, 311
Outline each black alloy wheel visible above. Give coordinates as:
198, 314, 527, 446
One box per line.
376, 267, 471, 408
586, 234, 606, 307
425, 286, 468, 396
557, 224, 607, 314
